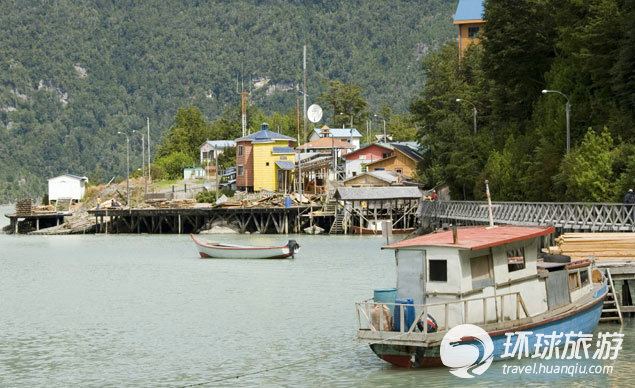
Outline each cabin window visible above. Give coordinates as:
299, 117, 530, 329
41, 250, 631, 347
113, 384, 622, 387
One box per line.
266, 162, 270, 166
361, 164, 367, 173
468, 26, 480, 38
359, 155, 366, 160
280, 155, 287, 160
506, 247, 526, 272
352, 172, 357, 177
382, 152, 391, 158
580, 268, 589, 286
471, 255, 493, 289
568, 272, 581, 290
374, 168, 385, 171
395, 168, 403, 174
237, 165, 244, 176
238, 145, 243, 156
428, 259, 447, 282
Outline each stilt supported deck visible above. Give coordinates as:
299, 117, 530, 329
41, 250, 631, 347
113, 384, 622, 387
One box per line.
4, 213, 66, 234
88, 206, 319, 234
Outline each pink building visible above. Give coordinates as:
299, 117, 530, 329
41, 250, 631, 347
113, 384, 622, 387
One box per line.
344, 143, 394, 178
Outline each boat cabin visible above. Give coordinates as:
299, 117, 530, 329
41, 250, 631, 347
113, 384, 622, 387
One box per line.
381, 225, 594, 329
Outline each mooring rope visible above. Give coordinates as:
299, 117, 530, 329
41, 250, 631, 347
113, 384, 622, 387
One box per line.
179, 330, 414, 387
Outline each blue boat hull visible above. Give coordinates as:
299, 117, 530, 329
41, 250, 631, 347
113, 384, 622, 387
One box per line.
370, 284, 607, 368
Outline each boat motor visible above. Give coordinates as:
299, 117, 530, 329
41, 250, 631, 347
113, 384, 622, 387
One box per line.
287, 240, 300, 256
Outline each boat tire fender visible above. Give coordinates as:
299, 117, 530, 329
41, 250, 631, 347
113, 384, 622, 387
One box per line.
539, 252, 571, 263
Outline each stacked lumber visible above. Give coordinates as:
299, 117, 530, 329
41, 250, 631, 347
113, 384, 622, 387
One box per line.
153, 199, 197, 209
15, 199, 32, 216
554, 233, 635, 261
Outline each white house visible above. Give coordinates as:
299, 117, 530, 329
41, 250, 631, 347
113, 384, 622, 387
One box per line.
48, 174, 88, 203
308, 126, 362, 151
200, 140, 236, 165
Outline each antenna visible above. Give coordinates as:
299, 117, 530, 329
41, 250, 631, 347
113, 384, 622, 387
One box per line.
485, 180, 495, 228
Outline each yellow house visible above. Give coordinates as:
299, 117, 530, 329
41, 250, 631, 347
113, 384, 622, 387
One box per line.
235, 123, 296, 192
454, 0, 486, 59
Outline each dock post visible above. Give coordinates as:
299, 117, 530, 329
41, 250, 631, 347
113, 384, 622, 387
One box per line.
284, 212, 288, 234
623, 280, 633, 318
178, 214, 182, 234
36, 218, 39, 231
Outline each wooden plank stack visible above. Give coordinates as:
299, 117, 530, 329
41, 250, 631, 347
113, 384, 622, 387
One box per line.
15, 199, 32, 216
552, 233, 635, 261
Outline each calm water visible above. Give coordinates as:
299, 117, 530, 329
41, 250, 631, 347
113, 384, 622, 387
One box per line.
1, 204, 634, 387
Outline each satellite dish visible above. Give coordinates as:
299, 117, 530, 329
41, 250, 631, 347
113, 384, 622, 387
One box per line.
307, 104, 323, 123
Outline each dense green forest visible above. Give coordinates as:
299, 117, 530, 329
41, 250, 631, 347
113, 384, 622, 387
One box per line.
0, 0, 456, 202
412, 0, 635, 202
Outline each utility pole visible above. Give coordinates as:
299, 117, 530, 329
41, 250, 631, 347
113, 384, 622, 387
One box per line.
301, 45, 307, 196
117, 131, 130, 207
297, 95, 302, 196
147, 117, 151, 186
215, 146, 219, 202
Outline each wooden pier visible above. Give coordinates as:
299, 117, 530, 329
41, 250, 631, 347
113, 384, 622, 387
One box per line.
5, 213, 66, 234
88, 206, 323, 234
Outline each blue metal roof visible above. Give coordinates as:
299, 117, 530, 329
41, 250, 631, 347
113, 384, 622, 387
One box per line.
272, 147, 295, 154
235, 122, 296, 143
275, 161, 295, 170
454, 0, 485, 21
312, 127, 362, 138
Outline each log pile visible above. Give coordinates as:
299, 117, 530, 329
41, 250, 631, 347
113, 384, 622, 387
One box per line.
550, 233, 635, 261
15, 199, 32, 216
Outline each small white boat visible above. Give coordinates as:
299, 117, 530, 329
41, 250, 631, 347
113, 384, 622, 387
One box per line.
190, 234, 300, 259
304, 225, 324, 235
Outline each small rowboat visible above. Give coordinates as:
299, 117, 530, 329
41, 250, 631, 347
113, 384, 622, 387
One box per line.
190, 234, 300, 259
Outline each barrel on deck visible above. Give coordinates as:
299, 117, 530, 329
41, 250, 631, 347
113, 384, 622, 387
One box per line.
393, 298, 415, 332
373, 288, 397, 314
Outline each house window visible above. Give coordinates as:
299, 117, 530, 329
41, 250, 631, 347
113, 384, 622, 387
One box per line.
352, 172, 357, 177
359, 155, 366, 160
395, 168, 403, 174
280, 155, 287, 160
382, 152, 391, 158
429, 259, 447, 282
374, 168, 384, 171
506, 247, 526, 272
361, 164, 367, 173
266, 162, 269, 166
468, 26, 480, 38
238, 145, 243, 156
237, 165, 244, 176
471, 255, 493, 289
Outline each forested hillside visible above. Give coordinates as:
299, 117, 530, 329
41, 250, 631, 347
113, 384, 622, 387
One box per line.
412, 0, 635, 202
0, 0, 456, 202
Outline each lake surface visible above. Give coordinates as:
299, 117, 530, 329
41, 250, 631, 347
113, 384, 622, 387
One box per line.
1, 204, 634, 387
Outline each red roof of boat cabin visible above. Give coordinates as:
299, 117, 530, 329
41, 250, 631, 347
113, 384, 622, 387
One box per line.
385, 225, 555, 251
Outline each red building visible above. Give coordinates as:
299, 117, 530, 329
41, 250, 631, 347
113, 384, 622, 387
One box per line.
343, 143, 394, 178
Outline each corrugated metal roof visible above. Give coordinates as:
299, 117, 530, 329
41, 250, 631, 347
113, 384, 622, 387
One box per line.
298, 137, 355, 149
235, 129, 295, 143
272, 147, 295, 154
343, 171, 400, 184
335, 186, 422, 200
312, 127, 362, 138
385, 226, 554, 250
454, 0, 485, 21
391, 143, 423, 162
200, 140, 236, 150
275, 161, 295, 170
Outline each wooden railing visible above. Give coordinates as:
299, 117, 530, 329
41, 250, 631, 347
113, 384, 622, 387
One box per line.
421, 200, 635, 231
356, 292, 529, 337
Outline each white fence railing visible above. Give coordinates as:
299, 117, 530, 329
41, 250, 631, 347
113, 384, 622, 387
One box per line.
356, 292, 529, 340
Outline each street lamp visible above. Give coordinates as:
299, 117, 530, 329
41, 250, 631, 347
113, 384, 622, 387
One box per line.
373, 114, 387, 143
132, 129, 146, 195
456, 98, 477, 135
541, 89, 571, 153
117, 131, 130, 207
